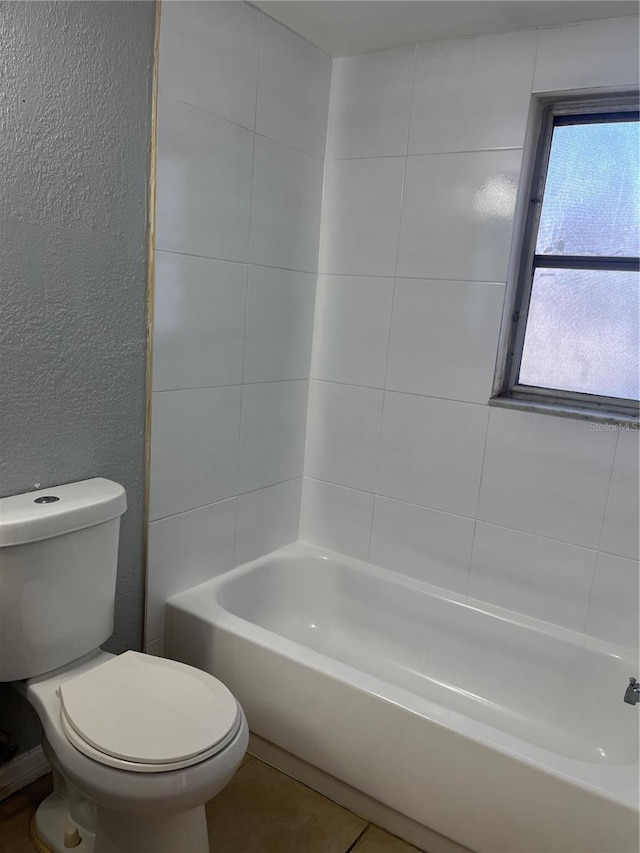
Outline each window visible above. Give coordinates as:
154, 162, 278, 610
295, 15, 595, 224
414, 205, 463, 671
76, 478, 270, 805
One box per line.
496, 96, 639, 420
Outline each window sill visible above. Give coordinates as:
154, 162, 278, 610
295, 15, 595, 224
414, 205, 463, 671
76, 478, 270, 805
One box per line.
489, 395, 640, 427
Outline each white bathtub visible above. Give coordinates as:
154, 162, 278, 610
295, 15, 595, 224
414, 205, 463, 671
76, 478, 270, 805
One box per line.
165, 543, 639, 853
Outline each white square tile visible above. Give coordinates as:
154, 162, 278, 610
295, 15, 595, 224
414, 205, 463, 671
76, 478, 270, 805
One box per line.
256, 17, 331, 158
156, 99, 254, 262
157, 1, 261, 129
385, 279, 505, 403
149, 386, 241, 520
327, 47, 415, 159
468, 523, 597, 631
533, 18, 640, 94
409, 31, 537, 154
146, 498, 236, 641
299, 479, 374, 561
377, 393, 488, 517
319, 157, 405, 277
600, 430, 640, 561
238, 380, 308, 493
311, 275, 394, 388
397, 149, 523, 282
235, 479, 302, 565
305, 381, 383, 492
370, 497, 474, 592
250, 136, 324, 273
244, 266, 316, 383
477, 408, 617, 548
586, 552, 639, 649
152, 252, 247, 391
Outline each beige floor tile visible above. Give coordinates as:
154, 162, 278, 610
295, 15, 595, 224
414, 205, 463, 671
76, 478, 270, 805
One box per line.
0, 808, 37, 853
206, 758, 367, 853
0, 774, 52, 853
0, 763, 419, 853
352, 825, 421, 853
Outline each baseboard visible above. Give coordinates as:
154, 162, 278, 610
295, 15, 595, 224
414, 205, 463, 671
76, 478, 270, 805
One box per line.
0, 745, 50, 801
248, 733, 472, 853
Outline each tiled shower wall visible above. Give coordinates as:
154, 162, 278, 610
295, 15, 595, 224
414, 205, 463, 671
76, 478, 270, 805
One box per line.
148, 7, 639, 654
146, 2, 331, 652
301, 16, 640, 648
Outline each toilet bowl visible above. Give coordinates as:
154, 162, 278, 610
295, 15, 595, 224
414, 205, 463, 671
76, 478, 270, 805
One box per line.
22, 650, 249, 853
1, 479, 248, 853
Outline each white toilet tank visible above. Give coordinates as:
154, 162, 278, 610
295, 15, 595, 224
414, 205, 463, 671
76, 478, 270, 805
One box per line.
0, 478, 127, 681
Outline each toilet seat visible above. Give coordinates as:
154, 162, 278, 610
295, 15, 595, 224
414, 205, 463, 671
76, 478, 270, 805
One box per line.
57, 651, 241, 773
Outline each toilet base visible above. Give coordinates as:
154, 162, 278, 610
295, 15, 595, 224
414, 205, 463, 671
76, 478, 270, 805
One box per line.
33, 791, 96, 853
33, 790, 210, 853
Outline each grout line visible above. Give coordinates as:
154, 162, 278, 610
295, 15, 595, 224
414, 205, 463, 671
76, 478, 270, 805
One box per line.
237, 476, 303, 498
253, 12, 264, 133
241, 138, 256, 387
254, 129, 325, 161
156, 244, 505, 287
238, 4, 260, 466
584, 430, 622, 631
595, 429, 619, 553
581, 547, 601, 635
464, 520, 478, 597
403, 45, 419, 158
466, 405, 490, 597
236, 99, 259, 506
304, 473, 605, 553
231, 486, 240, 576
530, 27, 542, 94
344, 825, 370, 853
155, 378, 308, 394
149, 477, 302, 526
371, 43, 419, 493
366, 495, 376, 563
316, 270, 507, 285
155, 247, 317, 277
327, 145, 524, 161
303, 476, 475, 521
472, 406, 492, 510
167, 95, 254, 135
149, 494, 237, 525
597, 549, 638, 563
247, 0, 333, 61
311, 376, 490, 408
163, 97, 324, 162
239, 266, 250, 390
473, 517, 600, 552
155, 247, 248, 266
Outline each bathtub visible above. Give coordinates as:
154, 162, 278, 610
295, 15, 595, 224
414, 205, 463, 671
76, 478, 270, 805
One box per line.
165, 543, 639, 853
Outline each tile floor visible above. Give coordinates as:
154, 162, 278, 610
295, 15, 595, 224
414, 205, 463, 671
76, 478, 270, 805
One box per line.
0, 754, 420, 853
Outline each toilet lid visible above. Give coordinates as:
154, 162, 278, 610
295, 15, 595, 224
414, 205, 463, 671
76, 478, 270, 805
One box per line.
58, 651, 239, 767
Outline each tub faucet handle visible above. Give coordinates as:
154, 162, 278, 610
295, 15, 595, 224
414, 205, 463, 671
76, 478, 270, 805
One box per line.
624, 677, 640, 705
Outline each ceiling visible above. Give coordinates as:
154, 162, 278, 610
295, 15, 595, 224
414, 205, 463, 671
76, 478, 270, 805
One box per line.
252, 1, 639, 56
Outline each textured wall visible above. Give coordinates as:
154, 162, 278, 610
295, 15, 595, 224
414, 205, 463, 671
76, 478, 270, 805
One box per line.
0, 1, 155, 757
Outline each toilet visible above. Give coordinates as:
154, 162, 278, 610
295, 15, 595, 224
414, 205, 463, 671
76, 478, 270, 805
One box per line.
0, 478, 249, 853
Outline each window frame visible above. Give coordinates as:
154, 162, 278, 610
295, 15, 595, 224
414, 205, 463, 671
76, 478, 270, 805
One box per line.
493, 93, 640, 423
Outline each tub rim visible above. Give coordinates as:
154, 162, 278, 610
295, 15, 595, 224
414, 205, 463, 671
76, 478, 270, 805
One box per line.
166, 541, 640, 813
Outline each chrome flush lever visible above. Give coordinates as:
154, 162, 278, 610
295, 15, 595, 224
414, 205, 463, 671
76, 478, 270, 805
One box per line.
624, 677, 640, 705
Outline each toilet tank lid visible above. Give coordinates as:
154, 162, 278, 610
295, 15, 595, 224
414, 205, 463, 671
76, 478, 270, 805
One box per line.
0, 478, 127, 547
